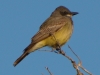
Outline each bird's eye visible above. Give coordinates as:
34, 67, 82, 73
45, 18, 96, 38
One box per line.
60, 11, 68, 16
63, 11, 67, 14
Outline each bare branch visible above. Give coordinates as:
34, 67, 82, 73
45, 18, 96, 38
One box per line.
68, 45, 93, 75
56, 49, 83, 75
80, 66, 93, 75
39, 28, 93, 75
45, 67, 53, 75
68, 45, 82, 64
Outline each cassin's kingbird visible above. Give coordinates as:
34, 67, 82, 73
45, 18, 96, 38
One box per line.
13, 6, 78, 66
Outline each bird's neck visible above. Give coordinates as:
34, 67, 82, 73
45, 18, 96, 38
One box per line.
50, 11, 62, 17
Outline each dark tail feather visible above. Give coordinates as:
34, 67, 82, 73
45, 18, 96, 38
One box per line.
13, 52, 29, 67
13, 43, 35, 67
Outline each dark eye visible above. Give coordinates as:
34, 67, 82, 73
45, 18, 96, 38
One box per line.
60, 11, 68, 16
63, 11, 67, 14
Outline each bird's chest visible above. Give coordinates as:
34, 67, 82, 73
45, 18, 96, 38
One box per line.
55, 24, 73, 45
47, 24, 73, 48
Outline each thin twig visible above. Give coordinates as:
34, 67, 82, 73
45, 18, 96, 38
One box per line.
40, 28, 93, 75
45, 67, 53, 75
68, 45, 93, 75
56, 50, 83, 75
68, 45, 82, 67
80, 66, 93, 75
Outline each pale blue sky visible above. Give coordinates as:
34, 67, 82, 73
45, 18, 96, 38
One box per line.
0, 0, 100, 75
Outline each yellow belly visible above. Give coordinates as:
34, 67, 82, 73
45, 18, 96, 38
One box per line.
45, 24, 73, 48
29, 24, 73, 52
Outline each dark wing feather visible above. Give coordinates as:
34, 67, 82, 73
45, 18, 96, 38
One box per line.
31, 17, 68, 44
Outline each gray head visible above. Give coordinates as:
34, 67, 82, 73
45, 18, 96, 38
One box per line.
51, 6, 78, 17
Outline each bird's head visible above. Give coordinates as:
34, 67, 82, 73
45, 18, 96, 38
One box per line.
51, 6, 78, 17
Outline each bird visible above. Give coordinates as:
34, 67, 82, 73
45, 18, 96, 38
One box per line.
13, 6, 78, 66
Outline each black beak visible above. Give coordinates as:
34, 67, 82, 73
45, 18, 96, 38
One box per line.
71, 12, 78, 15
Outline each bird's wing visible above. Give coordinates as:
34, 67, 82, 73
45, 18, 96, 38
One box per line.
31, 17, 68, 44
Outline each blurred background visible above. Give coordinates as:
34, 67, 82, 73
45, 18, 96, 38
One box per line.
0, 0, 100, 75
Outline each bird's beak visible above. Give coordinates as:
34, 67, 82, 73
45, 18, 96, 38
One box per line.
71, 12, 78, 15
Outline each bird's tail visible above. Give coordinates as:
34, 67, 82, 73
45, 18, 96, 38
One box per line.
13, 52, 29, 67
13, 43, 36, 66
